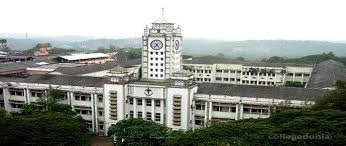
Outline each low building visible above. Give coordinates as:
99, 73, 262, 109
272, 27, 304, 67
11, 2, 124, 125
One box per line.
0, 39, 7, 50
54, 53, 114, 64
34, 43, 51, 56
183, 60, 313, 87
0, 56, 35, 63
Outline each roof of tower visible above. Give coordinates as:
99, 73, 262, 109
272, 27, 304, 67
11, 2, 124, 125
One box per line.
152, 8, 174, 24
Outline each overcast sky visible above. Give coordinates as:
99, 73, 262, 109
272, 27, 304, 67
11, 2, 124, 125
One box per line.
0, 0, 345, 41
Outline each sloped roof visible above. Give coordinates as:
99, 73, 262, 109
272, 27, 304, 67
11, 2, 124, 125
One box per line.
57, 53, 110, 61
307, 60, 346, 89
197, 83, 326, 101
54, 59, 141, 75
0, 74, 106, 87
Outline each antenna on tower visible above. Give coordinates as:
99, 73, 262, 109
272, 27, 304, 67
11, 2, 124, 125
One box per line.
25, 32, 28, 39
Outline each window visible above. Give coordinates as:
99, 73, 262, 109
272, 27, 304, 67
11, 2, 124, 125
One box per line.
156, 52, 158, 55
161, 58, 164, 60
99, 124, 104, 130
129, 98, 133, 105
150, 57, 153, 60
195, 102, 205, 110
155, 58, 158, 60
146, 99, 152, 106
98, 111, 103, 116
224, 70, 229, 73
150, 63, 153, 66
212, 106, 220, 111
155, 63, 158, 66
130, 111, 134, 118
150, 52, 153, 55
160, 74, 163, 77
98, 95, 103, 102
155, 74, 158, 77
216, 77, 222, 81
150, 69, 153, 71
220, 106, 229, 112
150, 74, 153, 77
146, 112, 152, 120
160, 69, 164, 72
216, 70, 222, 73
138, 111, 143, 118
161, 52, 164, 55
155, 100, 160, 107
155, 69, 158, 71
138, 99, 142, 105
155, 113, 160, 121
160, 63, 164, 66
223, 78, 229, 81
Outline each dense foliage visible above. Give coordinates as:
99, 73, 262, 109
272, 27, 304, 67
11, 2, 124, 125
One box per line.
0, 88, 90, 146
263, 52, 346, 65
108, 81, 346, 146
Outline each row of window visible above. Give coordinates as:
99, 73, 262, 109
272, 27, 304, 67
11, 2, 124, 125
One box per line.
75, 109, 104, 116
150, 52, 164, 55
216, 70, 242, 73
150, 57, 164, 61
74, 94, 103, 102
150, 63, 164, 66
242, 80, 276, 85
129, 111, 161, 121
150, 74, 164, 77
86, 121, 104, 130
215, 77, 241, 82
194, 78, 211, 82
129, 98, 161, 107
242, 72, 276, 76
287, 73, 310, 77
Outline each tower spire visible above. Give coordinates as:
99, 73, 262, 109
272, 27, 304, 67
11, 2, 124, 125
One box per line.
161, 8, 165, 17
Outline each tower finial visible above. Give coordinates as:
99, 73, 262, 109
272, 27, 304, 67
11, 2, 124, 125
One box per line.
161, 8, 165, 16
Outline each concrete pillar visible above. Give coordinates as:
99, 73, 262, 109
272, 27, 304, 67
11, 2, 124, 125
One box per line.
301, 73, 304, 84
23, 89, 28, 104
70, 92, 75, 110
26, 89, 31, 104
208, 102, 212, 120
257, 73, 260, 85
292, 73, 296, 82
133, 98, 138, 118
3, 88, 10, 111
160, 99, 164, 124
151, 99, 155, 121
239, 104, 244, 120
235, 104, 239, 120
204, 101, 208, 126
191, 100, 196, 130
274, 73, 277, 85
142, 98, 146, 119
91, 94, 96, 133
239, 71, 243, 84
265, 73, 269, 85
235, 71, 237, 84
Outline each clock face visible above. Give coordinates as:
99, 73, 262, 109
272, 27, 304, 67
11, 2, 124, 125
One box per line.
150, 40, 163, 50
174, 40, 180, 50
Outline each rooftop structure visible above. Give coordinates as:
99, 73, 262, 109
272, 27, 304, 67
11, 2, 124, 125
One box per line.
55, 53, 114, 64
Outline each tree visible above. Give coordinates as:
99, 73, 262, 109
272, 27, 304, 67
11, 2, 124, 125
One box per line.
236, 56, 245, 61
313, 80, 346, 111
108, 118, 169, 146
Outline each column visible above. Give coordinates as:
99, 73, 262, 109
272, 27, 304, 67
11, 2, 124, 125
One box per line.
257, 73, 260, 85
265, 73, 269, 85
274, 73, 277, 85
70, 92, 75, 110
239, 104, 244, 120
235, 104, 239, 120
23, 89, 28, 104
292, 73, 296, 82
26, 89, 31, 103
239, 71, 243, 84
208, 102, 212, 120
91, 94, 96, 133
191, 100, 196, 130
282, 73, 286, 85
301, 73, 304, 84
151, 99, 155, 121
160, 99, 164, 124
142, 98, 146, 119
3, 88, 10, 111
204, 101, 208, 126
235, 71, 237, 84
133, 98, 138, 118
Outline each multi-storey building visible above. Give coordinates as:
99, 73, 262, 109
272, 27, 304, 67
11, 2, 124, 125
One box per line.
183, 61, 313, 87
0, 10, 330, 136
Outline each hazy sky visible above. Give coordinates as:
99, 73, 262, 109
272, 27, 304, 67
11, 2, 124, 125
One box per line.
1, 0, 346, 40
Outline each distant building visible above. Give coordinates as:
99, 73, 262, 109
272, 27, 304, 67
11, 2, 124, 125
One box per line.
54, 53, 114, 64
0, 39, 7, 50
0, 56, 35, 63
34, 43, 51, 56
183, 61, 313, 87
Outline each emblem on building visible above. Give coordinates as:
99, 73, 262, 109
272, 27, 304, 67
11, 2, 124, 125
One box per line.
144, 87, 153, 96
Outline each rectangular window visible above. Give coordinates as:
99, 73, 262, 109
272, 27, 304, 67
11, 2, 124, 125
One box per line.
146, 112, 152, 120
138, 111, 142, 118
212, 106, 220, 111
155, 100, 160, 107
138, 99, 142, 105
129, 98, 133, 105
155, 113, 160, 121
146, 99, 152, 106
216, 77, 222, 81
130, 111, 134, 118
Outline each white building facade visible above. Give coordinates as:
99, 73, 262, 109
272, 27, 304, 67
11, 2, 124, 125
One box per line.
0, 11, 326, 136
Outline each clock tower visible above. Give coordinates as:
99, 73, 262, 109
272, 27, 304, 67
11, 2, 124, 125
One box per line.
142, 8, 183, 80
